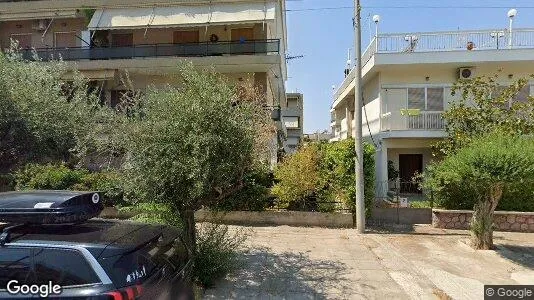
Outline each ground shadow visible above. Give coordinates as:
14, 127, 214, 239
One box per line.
496, 245, 534, 269
366, 223, 470, 237
204, 247, 363, 299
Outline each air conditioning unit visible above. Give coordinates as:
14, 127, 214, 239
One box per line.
32, 19, 49, 31
458, 67, 475, 80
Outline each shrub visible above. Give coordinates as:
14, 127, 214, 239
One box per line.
271, 140, 375, 216
120, 202, 181, 226
193, 223, 247, 287
271, 144, 323, 209
15, 163, 88, 190
0, 174, 15, 192
320, 139, 375, 217
14, 163, 125, 206
424, 132, 534, 212
211, 166, 273, 211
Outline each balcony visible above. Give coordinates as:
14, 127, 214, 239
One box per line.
381, 111, 445, 131
19, 39, 280, 62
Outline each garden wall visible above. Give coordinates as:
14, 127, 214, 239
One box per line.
195, 210, 354, 228
432, 209, 534, 232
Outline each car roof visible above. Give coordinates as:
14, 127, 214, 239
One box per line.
3, 219, 179, 258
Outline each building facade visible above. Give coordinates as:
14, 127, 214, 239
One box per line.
0, 0, 288, 162
331, 27, 534, 197
282, 92, 303, 154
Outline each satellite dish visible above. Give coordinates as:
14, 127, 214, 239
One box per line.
372, 15, 380, 23
508, 8, 517, 18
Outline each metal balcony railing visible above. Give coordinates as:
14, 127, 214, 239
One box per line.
19, 39, 280, 61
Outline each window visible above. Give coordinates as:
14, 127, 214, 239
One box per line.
55, 32, 77, 48
32, 248, 100, 287
0, 248, 32, 289
287, 98, 299, 108
173, 30, 199, 44
284, 116, 300, 129
111, 33, 133, 47
408, 87, 444, 111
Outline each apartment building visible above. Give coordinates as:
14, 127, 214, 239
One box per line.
331, 26, 534, 197
282, 92, 303, 154
0, 0, 288, 162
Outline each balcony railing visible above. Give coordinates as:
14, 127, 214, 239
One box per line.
19, 39, 280, 61
381, 111, 445, 131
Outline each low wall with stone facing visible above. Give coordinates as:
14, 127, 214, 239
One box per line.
432, 209, 534, 232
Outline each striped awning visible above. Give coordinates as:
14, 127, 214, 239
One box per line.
88, 3, 275, 30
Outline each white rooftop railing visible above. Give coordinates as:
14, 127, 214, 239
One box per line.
333, 28, 534, 102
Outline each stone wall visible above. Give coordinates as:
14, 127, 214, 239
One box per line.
432, 209, 534, 232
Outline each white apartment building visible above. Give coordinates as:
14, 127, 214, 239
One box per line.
0, 0, 288, 163
331, 25, 534, 197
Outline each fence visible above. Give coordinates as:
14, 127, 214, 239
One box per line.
375, 180, 435, 208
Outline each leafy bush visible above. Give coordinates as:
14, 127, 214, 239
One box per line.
14, 163, 125, 206
211, 166, 274, 211
423, 132, 534, 212
0, 174, 15, 192
271, 139, 375, 215
321, 139, 375, 217
193, 223, 247, 287
15, 163, 88, 190
120, 202, 182, 226
271, 144, 323, 209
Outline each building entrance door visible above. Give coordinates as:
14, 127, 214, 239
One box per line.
399, 154, 423, 193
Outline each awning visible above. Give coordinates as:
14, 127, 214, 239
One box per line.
88, 3, 275, 30
0, 10, 79, 21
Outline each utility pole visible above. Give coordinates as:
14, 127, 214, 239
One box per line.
353, 0, 365, 233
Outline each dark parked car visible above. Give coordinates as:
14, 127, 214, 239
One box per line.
0, 191, 193, 299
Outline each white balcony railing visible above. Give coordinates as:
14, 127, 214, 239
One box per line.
381, 111, 445, 131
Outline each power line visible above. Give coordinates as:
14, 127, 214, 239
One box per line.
286, 6, 534, 12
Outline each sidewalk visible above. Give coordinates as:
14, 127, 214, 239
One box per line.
203, 225, 534, 299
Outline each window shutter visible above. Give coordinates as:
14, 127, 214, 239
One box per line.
408, 88, 425, 110
427, 88, 444, 111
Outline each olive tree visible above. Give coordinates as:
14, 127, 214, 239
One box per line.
0, 49, 107, 173
424, 132, 534, 249
120, 63, 270, 255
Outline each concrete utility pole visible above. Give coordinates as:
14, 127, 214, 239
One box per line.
353, 0, 365, 233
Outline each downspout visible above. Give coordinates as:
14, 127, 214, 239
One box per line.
41, 12, 58, 44
144, 7, 156, 39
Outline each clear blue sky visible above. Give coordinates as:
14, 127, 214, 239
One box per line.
285, 0, 534, 133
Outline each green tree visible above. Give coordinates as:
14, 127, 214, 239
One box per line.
117, 63, 269, 256
0, 49, 109, 173
434, 74, 534, 155
424, 132, 534, 249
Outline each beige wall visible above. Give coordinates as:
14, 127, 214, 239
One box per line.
0, 17, 86, 49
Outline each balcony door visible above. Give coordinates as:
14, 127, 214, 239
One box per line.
173, 30, 199, 44
231, 28, 254, 41
10, 33, 32, 49
55, 32, 77, 48
111, 33, 133, 47
399, 154, 423, 194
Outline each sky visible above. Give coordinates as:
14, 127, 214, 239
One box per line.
284, 0, 534, 133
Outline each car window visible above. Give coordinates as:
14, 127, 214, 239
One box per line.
104, 248, 158, 288
0, 248, 32, 289
32, 248, 101, 287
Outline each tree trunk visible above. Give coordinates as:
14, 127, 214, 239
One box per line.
470, 183, 503, 250
181, 209, 197, 259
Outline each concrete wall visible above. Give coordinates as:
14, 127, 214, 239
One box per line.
432, 209, 534, 233
195, 210, 354, 228
195, 208, 433, 228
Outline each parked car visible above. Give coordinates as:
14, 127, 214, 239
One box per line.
0, 190, 193, 299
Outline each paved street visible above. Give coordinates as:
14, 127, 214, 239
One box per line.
203, 225, 534, 299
